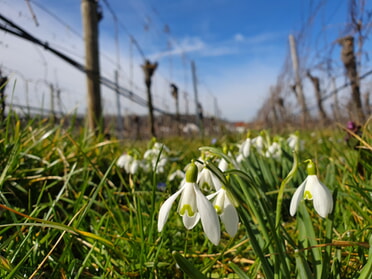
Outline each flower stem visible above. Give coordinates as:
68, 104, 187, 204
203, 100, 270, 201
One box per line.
275, 151, 298, 228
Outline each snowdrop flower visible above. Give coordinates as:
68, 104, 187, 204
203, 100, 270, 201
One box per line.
116, 154, 142, 174
197, 166, 222, 191
158, 161, 221, 245
144, 140, 170, 158
239, 137, 251, 158
208, 160, 239, 237
208, 182, 239, 237
143, 149, 156, 160
153, 141, 170, 153
142, 139, 170, 173
265, 142, 282, 159
154, 157, 168, 173
144, 149, 168, 173
290, 160, 333, 218
252, 135, 265, 155
129, 159, 140, 174
286, 133, 305, 151
117, 153, 142, 175
287, 134, 299, 151
236, 137, 251, 163
117, 153, 139, 174
117, 153, 132, 170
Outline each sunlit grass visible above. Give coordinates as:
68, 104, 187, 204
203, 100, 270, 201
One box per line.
0, 113, 371, 278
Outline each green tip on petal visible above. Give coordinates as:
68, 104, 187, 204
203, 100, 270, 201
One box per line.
185, 161, 198, 183
304, 190, 313, 200
214, 205, 222, 215
179, 204, 195, 216
305, 159, 316, 175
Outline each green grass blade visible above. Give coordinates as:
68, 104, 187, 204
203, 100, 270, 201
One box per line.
358, 236, 372, 279
229, 262, 252, 279
172, 252, 208, 279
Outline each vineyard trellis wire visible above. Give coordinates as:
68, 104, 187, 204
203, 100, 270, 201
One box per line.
0, 13, 172, 116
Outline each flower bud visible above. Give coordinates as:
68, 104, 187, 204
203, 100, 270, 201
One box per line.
306, 159, 316, 175
185, 161, 198, 183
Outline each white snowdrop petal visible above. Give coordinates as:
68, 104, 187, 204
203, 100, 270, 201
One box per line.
220, 199, 239, 237
194, 185, 221, 245
289, 179, 307, 216
183, 213, 200, 229
218, 159, 229, 172
130, 160, 139, 174
309, 178, 333, 218
157, 187, 184, 232
242, 139, 251, 157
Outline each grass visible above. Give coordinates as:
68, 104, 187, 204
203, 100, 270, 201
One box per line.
0, 112, 371, 278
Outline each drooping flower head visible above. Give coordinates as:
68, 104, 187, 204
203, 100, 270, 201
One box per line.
197, 166, 222, 191
208, 181, 239, 237
158, 160, 221, 245
203, 159, 239, 237
117, 153, 133, 171
117, 153, 141, 174
290, 159, 333, 218
252, 132, 267, 155
239, 133, 252, 158
265, 141, 282, 159
287, 133, 299, 151
143, 140, 169, 174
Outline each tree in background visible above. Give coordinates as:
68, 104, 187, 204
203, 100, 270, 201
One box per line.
142, 59, 158, 137
338, 36, 365, 123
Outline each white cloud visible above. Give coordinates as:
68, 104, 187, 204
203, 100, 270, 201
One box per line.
200, 45, 237, 57
149, 37, 205, 60
158, 31, 283, 60
244, 32, 282, 44
234, 33, 244, 42
149, 31, 272, 61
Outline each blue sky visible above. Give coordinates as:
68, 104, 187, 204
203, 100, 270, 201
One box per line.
1, 0, 371, 121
